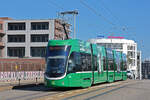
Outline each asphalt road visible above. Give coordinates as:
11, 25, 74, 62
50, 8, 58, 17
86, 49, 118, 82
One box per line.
62, 80, 150, 100
90, 79, 150, 100
0, 84, 52, 100
0, 80, 150, 100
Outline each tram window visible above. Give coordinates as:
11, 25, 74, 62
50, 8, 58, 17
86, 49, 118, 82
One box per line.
68, 53, 76, 73
121, 61, 123, 71
118, 61, 121, 72
87, 54, 92, 71
74, 52, 81, 65
110, 59, 114, 70
103, 56, 107, 71
68, 52, 81, 73
122, 61, 125, 71
81, 53, 92, 71
116, 53, 121, 72
81, 53, 86, 71
93, 56, 97, 71
98, 54, 102, 72
108, 58, 114, 70
108, 59, 111, 70
122, 54, 127, 71
123, 61, 127, 71
114, 61, 117, 71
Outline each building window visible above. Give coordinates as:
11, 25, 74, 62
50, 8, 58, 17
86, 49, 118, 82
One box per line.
128, 45, 135, 50
111, 43, 123, 49
131, 59, 135, 66
98, 43, 105, 47
8, 47, 25, 57
137, 55, 140, 60
0, 24, 2, 30
99, 43, 123, 50
127, 51, 135, 58
31, 34, 48, 42
31, 47, 46, 57
8, 23, 26, 30
8, 35, 25, 42
31, 22, 49, 30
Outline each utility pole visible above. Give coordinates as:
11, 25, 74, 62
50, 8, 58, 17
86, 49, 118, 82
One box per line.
60, 10, 78, 39
139, 51, 142, 80
73, 13, 76, 39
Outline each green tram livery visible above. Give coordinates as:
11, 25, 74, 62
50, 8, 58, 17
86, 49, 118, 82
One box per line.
44, 39, 127, 88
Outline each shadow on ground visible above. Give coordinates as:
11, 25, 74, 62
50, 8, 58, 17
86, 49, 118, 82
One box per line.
12, 80, 127, 92
12, 83, 82, 92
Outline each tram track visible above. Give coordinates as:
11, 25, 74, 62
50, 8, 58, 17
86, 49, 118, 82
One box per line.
0, 80, 135, 100
33, 80, 133, 100
63, 80, 140, 100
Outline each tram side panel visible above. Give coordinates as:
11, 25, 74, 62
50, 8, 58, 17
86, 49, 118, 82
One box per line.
114, 51, 123, 81
122, 53, 127, 80
106, 48, 115, 82
67, 41, 93, 87
95, 45, 108, 83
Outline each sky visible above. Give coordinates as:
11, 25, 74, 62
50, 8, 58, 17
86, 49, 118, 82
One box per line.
0, 0, 150, 59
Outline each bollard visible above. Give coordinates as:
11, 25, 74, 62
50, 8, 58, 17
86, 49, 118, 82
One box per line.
18, 79, 21, 86
36, 77, 38, 85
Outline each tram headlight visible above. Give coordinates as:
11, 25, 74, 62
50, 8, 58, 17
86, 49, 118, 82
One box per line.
51, 81, 55, 85
62, 82, 64, 85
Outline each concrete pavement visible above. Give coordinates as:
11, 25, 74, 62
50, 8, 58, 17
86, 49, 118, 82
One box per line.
0, 78, 44, 92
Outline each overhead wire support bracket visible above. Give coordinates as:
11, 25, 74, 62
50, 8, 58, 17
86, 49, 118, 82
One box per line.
60, 10, 78, 39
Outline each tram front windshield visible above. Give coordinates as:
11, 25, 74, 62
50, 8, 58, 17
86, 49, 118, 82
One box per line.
45, 46, 70, 78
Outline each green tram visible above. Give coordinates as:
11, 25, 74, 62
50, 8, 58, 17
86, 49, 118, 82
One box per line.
44, 39, 127, 88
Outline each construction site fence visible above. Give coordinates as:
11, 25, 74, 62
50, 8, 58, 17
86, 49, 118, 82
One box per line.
0, 61, 45, 82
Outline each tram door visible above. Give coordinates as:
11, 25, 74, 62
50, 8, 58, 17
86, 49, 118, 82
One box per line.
80, 52, 93, 87
106, 48, 115, 82
67, 52, 81, 87
90, 44, 99, 84
90, 44, 94, 84
93, 55, 99, 84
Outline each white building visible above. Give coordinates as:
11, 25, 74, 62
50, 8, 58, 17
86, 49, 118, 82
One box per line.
2, 19, 70, 58
88, 37, 138, 78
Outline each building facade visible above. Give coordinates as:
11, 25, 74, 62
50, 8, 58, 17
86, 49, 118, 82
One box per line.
0, 17, 12, 57
142, 60, 150, 79
2, 18, 70, 58
88, 38, 138, 78
0, 18, 4, 57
